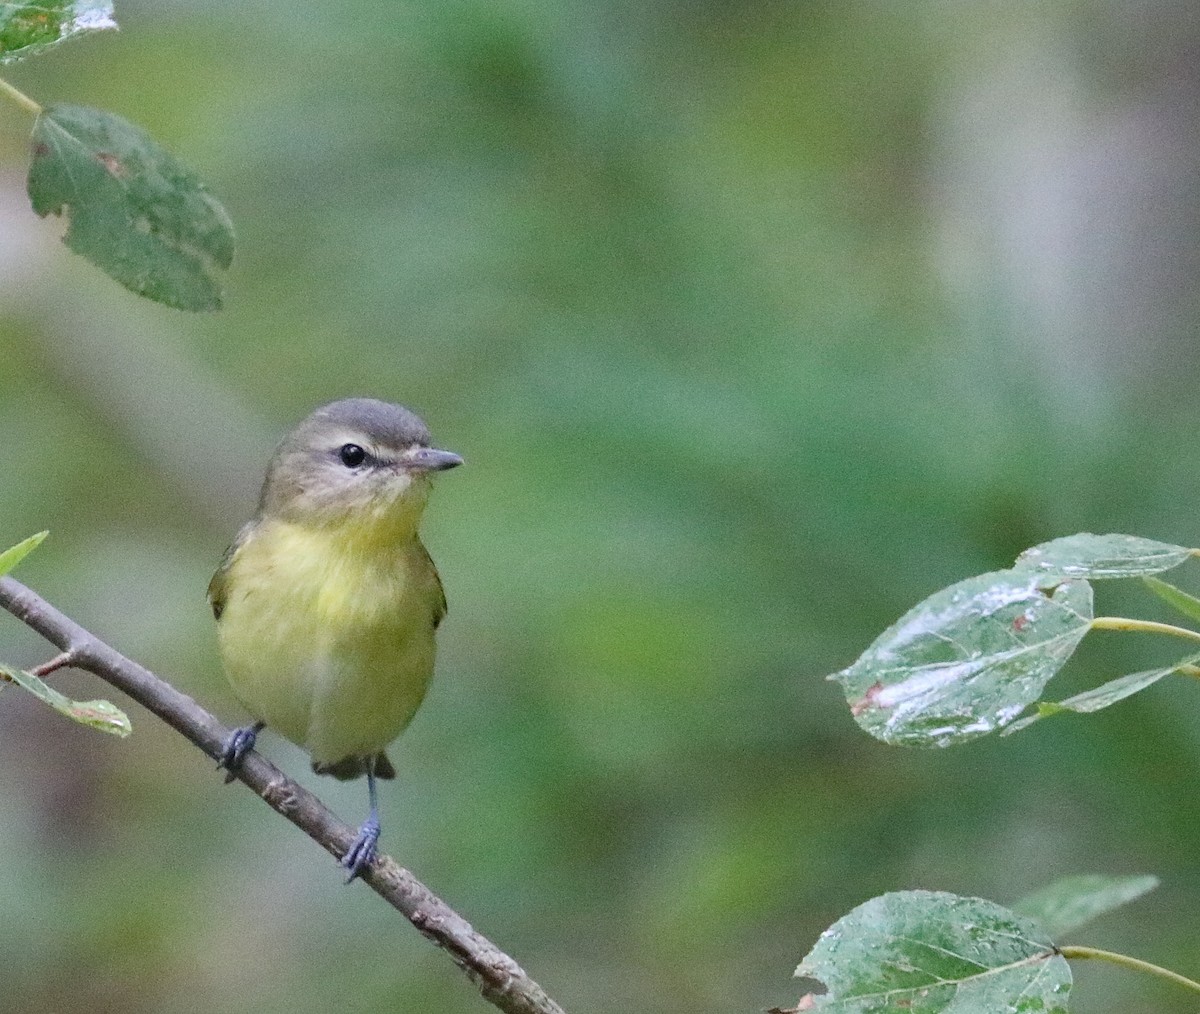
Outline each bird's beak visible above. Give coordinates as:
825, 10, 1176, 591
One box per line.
403, 447, 464, 472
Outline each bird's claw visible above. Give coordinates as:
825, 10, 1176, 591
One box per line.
340, 817, 381, 883
218, 722, 263, 784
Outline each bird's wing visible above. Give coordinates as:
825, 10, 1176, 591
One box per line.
207, 522, 256, 621
417, 539, 448, 629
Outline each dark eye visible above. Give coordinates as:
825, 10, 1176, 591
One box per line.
338, 443, 367, 468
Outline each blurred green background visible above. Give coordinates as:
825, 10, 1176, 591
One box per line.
2, 2, 1199, 1011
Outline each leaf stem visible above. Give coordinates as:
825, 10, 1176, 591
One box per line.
0, 76, 42, 117
1090, 616, 1200, 643
1060, 946, 1200, 995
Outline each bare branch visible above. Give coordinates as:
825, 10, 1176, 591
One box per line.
0, 575, 567, 1014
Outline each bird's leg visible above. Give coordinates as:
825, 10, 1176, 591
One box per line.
217, 721, 265, 784
340, 759, 381, 883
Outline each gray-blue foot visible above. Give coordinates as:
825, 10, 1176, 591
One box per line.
218, 721, 264, 784
340, 816, 381, 883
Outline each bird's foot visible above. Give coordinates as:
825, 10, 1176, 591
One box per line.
218, 721, 264, 784
340, 815, 381, 883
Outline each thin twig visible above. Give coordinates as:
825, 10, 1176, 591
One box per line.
0, 575, 566, 1014
30, 650, 76, 677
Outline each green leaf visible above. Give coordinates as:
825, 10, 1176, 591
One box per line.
1014, 533, 1194, 585
28, 104, 235, 311
0, 1, 115, 64
0, 662, 131, 736
1013, 874, 1159, 938
832, 570, 1093, 747
1143, 576, 1200, 625
0, 530, 47, 577
795, 890, 1070, 1013
1000, 657, 1195, 735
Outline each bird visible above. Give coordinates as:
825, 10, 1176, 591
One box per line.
208, 398, 462, 880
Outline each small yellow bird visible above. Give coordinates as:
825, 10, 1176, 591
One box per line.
208, 398, 462, 879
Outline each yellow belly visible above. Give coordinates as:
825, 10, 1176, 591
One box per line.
214, 521, 438, 766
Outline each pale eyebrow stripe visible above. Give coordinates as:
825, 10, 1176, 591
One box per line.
321, 431, 411, 459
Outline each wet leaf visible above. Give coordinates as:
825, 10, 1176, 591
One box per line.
1013, 874, 1159, 938
1143, 576, 1200, 625
795, 890, 1070, 1013
832, 570, 1092, 747
1014, 533, 1194, 585
28, 104, 235, 311
0, 1, 115, 64
0, 662, 131, 736
1001, 655, 1198, 735
0, 530, 47, 577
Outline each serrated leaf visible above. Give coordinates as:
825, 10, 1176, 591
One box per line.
0, 662, 131, 736
1001, 657, 1195, 735
1014, 533, 1194, 585
0, 1, 115, 64
1143, 576, 1200, 625
0, 530, 47, 577
1013, 874, 1159, 938
28, 104, 235, 311
795, 890, 1070, 1013
832, 570, 1092, 747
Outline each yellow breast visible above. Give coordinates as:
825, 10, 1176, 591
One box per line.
214, 519, 441, 765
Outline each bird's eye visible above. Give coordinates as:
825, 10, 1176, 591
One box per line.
338, 443, 367, 468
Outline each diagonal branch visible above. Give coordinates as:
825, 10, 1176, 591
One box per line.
0, 575, 566, 1014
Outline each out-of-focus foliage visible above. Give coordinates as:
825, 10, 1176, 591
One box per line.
1145, 575, 1200, 625
1, 2, 1199, 1012
1012, 874, 1160, 938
